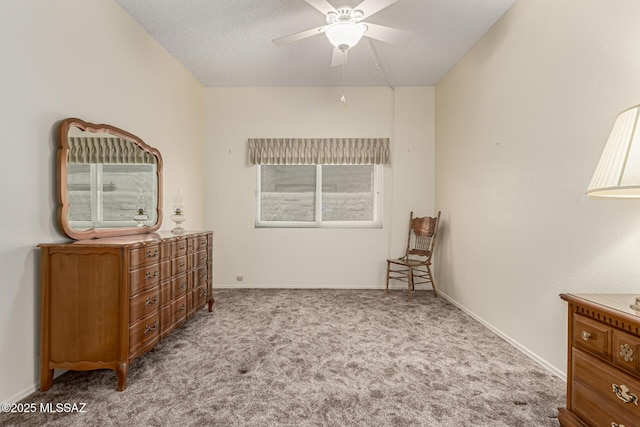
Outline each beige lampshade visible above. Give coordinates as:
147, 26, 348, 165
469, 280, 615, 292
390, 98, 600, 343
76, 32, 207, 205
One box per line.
587, 104, 640, 198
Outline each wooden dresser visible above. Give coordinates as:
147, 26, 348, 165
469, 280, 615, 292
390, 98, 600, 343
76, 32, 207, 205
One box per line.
39, 230, 213, 391
559, 294, 640, 427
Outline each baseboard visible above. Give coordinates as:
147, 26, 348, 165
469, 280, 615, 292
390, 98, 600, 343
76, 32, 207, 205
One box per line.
5, 384, 39, 405
5, 371, 66, 404
437, 289, 566, 382
213, 283, 390, 289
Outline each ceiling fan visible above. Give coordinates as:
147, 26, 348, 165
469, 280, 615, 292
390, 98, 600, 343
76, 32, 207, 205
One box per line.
273, 0, 413, 67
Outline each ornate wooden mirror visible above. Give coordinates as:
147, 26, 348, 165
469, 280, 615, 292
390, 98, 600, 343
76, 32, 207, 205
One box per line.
57, 118, 163, 240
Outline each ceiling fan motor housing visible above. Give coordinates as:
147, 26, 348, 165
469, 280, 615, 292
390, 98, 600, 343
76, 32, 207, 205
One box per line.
326, 7, 364, 25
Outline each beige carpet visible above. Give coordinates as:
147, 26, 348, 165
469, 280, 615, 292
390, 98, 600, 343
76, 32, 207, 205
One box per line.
2, 289, 565, 426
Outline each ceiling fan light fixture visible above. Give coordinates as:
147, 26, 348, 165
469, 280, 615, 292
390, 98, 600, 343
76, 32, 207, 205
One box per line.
325, 22, 366, 51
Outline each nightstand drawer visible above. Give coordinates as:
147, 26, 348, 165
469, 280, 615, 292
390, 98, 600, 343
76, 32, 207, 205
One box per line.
573, 349, 640, 417
573, 314, 611, 359
613, 329, 640, 376
572, 381, 635, 427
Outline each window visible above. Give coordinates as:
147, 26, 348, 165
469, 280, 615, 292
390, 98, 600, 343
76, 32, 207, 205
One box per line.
256, 164, 382, 228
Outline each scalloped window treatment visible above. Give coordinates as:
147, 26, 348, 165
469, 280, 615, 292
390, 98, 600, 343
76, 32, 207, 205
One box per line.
248, 138, 390, 165
68, 137, 156, 164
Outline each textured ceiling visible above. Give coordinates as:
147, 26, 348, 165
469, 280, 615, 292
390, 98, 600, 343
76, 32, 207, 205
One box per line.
114, 0, 515, 87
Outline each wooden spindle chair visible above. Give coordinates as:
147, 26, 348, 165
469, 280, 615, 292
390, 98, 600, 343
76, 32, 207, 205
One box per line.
386, 211, 441, 301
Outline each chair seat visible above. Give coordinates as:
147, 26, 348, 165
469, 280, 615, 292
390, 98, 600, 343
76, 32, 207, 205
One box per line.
387, 257, 430, 267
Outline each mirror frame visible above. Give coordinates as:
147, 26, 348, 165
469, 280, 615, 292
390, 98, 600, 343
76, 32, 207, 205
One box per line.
57, 118, 163, 240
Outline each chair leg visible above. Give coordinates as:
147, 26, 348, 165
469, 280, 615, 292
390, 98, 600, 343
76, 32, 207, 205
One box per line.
427, 265, 437, 297
385, 261, 390, 294
407, 267, 413, 302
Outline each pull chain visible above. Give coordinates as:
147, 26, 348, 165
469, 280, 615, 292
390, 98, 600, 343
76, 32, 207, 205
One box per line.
340, 50, 347, 104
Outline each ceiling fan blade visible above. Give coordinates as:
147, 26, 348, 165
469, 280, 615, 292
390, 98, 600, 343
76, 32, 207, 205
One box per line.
273, 25, 326, 45
364, 23, 412, 45
304, 0, 338, 16
353, 0, 398, 18
331, 47, 348, 67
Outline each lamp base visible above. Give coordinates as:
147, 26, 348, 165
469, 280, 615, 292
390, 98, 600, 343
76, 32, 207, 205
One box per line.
170, 212, 186, 235
171, 226, 186, 235
631, 296, 640, 311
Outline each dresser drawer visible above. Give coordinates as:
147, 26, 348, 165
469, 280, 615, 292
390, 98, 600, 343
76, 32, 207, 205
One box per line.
175, 238, 188, 257
613, 329, 640, 376
172, 274, 188, 298
572, 381, 636, 427
573, 314, 611, 359
194, 284, 207, 311
173, 295, 187, 324
129, 312, 160, 357
193, 234, 208, 253
573, 349, 640, 418
173, 255, 187, 275
129, 286, 161, 324
194, 266, 207, 289
130, 263, 160, 295
190, 250, 208, 269
129, 244, 160, 270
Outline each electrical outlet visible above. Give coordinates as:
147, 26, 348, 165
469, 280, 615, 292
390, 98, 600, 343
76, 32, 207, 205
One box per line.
236, 275, 243, 282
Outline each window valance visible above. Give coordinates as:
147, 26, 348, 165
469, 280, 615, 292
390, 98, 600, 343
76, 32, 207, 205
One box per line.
67, 137, 156, 164
248, 138, 390, 165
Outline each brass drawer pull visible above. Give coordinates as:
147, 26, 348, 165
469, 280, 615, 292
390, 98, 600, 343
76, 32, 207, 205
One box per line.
178, 303, 186, 312
581, 331, 591, 341
144, 249, 159, 259
143, 321, 158, 335
179, 261, 186, 268
612, 423, 626, 427
620, 344, 634, 362
199, 290, 206, 297
144, 295, 159, 306
144, 270, 158, 280
178, 245, 185, 251
612, 384, 639, 405
200, 272, 206, 279
178, 282, 186, 290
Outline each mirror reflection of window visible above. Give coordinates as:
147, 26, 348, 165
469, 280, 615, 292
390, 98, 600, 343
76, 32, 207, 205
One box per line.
67, 161, 158, 230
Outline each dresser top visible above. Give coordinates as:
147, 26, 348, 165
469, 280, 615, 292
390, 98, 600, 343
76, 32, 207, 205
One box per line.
561, 293, 640, 319
39, 230, 211, 248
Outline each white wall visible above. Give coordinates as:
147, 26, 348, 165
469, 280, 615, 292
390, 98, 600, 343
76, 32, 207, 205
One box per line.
204, 87, 434, 288
0, 0, 204, 403
435, 0, 640, 376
